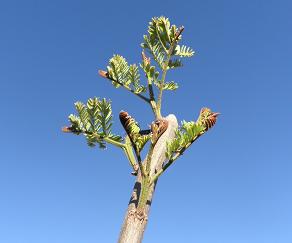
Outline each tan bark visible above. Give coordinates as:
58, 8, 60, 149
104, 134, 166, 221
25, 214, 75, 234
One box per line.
118, 114, 178, 243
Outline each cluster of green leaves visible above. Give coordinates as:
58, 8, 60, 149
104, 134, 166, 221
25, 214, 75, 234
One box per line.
140, 54, 179, 91
161, 81, 179, 90
141, 16, 194, 91
67, 97, 122, 148
165, 121, 204, 159
101, 16, 194, 96
106, 55, 147, 94
140, 53, 159, 84
129, 132, 150, 154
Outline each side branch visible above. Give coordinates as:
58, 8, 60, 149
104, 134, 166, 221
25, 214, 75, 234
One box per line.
98, 70, 151, 104
151, 135, 201, 183
92, 132, 142, 175
122, 144, 139, 174
150, 107, 220, 183
147, 80, 157, 118
63, 127, 139, 173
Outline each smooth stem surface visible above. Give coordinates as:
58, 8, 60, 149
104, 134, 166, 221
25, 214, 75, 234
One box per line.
156, 47, 176, 118
145, 143, 155, 173
103, 136, 125, 148
122, 144, 138, 172
136, 153, 146, 177
104, 135, 140, 174
137, 177, 151, 209
118, 114, 178, 243
156, 64, 168, 119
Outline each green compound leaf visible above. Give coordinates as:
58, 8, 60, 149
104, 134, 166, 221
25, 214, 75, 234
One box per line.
140, 59, 160, 84
162, 81, 179, 90
142, 36, 166, 69
107, 55, 129, 87
166, 120, 204, 159
65, 97, 122, 148
105, 55, 147, 92
175, 45, 195, 57
142, 17, 194, 70
127, 64, 147, 94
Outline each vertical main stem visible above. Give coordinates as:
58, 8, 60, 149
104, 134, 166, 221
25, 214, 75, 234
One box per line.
137, 177, 151, 210
118, 173, 155, 243
156, 28, 183, 118
118, 114, 178, 243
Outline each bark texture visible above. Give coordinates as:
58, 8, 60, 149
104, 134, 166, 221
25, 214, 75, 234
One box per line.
118, 114, 178, 243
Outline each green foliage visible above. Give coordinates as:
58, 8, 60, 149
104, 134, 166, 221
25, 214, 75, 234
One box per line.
175, 45, 194, 57
142, 38, 166, 69
67, 97, 122, 148
161, 81, 179, 90
107, 55, 128, 87
166, 120, 204, 159
141, 16, 194, 73
121, 113, 150, 152
106, 55, 147, 94
98, 16, 195, 103
135, 134, 151, 152
63, 16, 219, 191
128, 64, 147, 93
140, 56, 160, 83
168, 59, 183, 69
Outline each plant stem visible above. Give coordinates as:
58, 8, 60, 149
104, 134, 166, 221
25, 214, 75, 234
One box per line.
156, 65, 167, 119
156, 27, 184, 118
137, 176, 151, 209
103, 136, 125, 148
156, 44, 175, 118
122, 144, 138, 172
99, 134, 140, 173
151, 134, 202, 183
147, 78, 159, 119
118, 115, 178, 243
145, 143, 155, 174
99, 71, 151, 104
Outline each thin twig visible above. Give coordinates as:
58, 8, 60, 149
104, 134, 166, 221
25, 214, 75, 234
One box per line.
123, 132, 147, 178
122, 144, 139, 174
98, 70, 151, 104
156, 27, 184, 118
66, 128, 139, 173
150, 133, 201, 184
141, 51, 159, 118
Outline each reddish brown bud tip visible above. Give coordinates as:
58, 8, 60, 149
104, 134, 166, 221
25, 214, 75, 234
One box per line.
141, 51, 150, 65
175, 26, 184, 39
62, 126, 72, 133
98, 70, 108, 78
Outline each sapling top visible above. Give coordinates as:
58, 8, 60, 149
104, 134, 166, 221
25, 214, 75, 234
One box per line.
63, 16, 219, 243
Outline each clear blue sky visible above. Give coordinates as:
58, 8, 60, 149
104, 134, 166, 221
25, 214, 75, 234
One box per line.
1, 1, 291, 242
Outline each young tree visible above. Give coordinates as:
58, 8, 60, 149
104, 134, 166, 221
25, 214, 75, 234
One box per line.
63, 16, 219, 243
